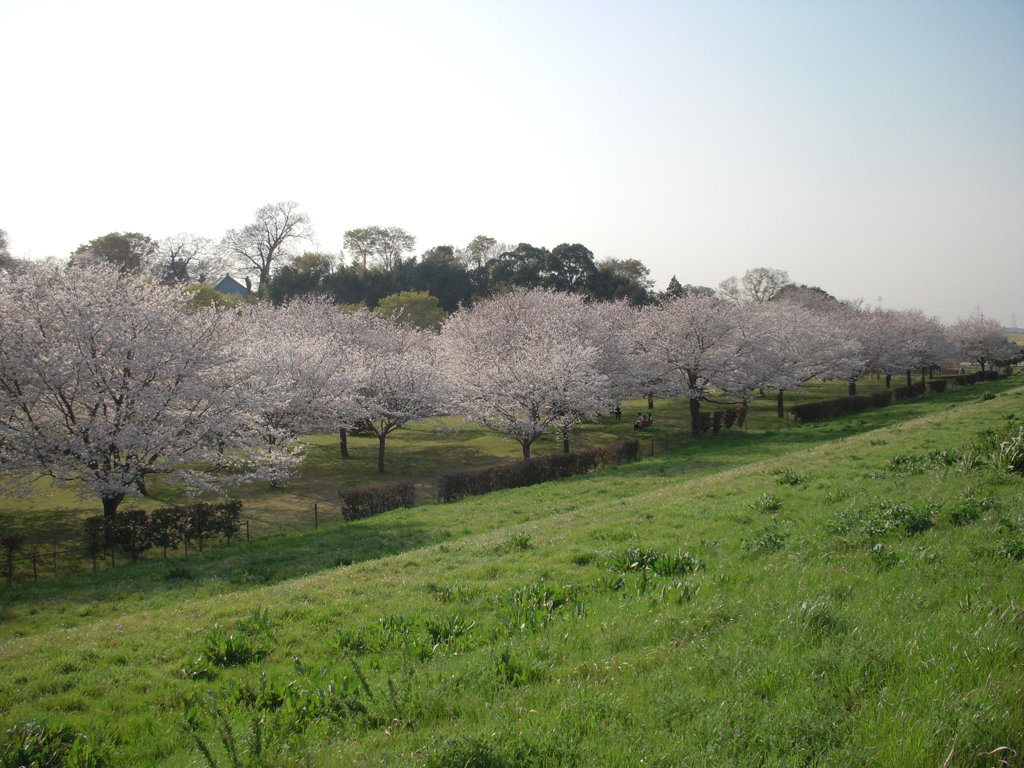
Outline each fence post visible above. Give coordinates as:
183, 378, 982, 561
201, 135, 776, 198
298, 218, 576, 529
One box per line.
32, 552, 38, 582
314, 503, 318, 529
245, 520, 250, 542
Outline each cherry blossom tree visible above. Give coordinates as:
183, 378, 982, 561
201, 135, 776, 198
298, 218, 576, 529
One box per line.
439, 288, 609, 458
632, 295, 753, 434
233, 298, 353, 480
336, 311, 445, 472
0, 263, 288, 516
950, 314, 1019, 370
744, 302, 862, 417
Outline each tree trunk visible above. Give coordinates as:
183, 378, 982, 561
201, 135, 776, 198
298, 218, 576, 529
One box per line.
906, 369, 912, 386
921, 367, 927, 383
102, 494, 125, 518
884, 373, 891, 388
377, 433, 387, 473
776, 389, 785, 419
647, 393, 654, 410
689, 397, 701, 435
522, 441, 531, 460
339, 427, 349, 459
848, 379, 857, 396
562, 426, 570, 454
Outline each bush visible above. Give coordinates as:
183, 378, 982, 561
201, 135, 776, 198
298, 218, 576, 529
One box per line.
790, 392, 892, 423
107, 509, 152, 562
339, 481, 416, 521
149, 507, 185, 554
928, 379, 948, 394
735, 406, 748, 428
712, 411, 724, 434
436, 440, 639, 503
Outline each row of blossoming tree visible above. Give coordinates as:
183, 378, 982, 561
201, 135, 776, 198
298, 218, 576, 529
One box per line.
0, 263, 1018, 516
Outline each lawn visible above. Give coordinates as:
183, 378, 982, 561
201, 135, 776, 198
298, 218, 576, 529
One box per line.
0, 375, 1021, 766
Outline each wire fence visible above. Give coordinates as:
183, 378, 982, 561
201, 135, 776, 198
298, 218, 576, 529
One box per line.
1, 502, 347, 587
2, 438, 680, 588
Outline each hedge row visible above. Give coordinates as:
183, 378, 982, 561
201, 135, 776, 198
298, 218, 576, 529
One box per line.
893, 381, 927, 400
790, 391, 893, 423
339, 481, 416, 521
84, 500, 243, 561
709, 406, 748, 433
792, 370, 1008, 423
436, 439, 640, 504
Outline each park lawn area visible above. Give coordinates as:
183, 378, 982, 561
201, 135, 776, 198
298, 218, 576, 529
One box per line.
0, 375, 982, 569
0, 376, 1021, 766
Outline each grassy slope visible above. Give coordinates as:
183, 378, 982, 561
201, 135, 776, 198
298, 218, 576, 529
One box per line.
1, 379, 1022, 766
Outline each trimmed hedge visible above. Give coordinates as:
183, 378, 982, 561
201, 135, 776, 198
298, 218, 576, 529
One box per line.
927, 379, 948, 394
84, 499, 243, 559
790, 391, 893, 423
339, 481, 416, 521
893, 381, 926, 401
436, 439, 640, 503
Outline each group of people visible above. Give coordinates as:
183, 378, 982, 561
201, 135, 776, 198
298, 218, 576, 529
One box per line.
633, 412, 653, 431
610, 404, 653, 431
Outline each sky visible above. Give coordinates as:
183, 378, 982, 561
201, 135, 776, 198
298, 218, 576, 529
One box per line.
1, 0, 1022, 325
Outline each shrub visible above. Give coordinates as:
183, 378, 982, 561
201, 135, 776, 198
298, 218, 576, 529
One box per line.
107, 509, 153, 562
83, 516, 111, 559
712, 411, 724, 434
2, 533, 25, 583
790, 393, 890, 423
339, 481, 416, 521
436, 440, 638, 502
735, 406, 748, 428
928, 379, 948, 394
149, 507, 185, 555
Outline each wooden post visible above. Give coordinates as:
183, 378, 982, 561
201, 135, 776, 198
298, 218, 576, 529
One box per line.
32, 552, 38, 581
245, 520, 250, 542
314, 503, 319, 529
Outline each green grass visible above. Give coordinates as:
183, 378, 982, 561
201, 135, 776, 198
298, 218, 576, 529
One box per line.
0, 376, 906, 550
1, 377, 1022, 766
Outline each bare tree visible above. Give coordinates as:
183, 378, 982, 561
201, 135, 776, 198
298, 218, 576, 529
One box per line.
222, 202, 313, 294
719, 267, 791, 303
152, 233, 223, 285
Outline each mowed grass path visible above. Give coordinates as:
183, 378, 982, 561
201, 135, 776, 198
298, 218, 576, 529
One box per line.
0, 376, 1021, 766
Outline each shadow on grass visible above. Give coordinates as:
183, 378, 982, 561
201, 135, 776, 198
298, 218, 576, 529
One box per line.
0, 514, 448, 614
3, 377, 1018, 618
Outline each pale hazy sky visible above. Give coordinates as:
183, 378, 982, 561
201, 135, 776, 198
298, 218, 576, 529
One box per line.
1, 0, 1021, 324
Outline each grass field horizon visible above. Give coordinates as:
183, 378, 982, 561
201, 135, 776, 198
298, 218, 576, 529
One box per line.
1, 375, 1022, 766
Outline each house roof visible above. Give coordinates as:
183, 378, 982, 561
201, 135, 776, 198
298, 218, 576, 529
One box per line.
211, 274, 249, 295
